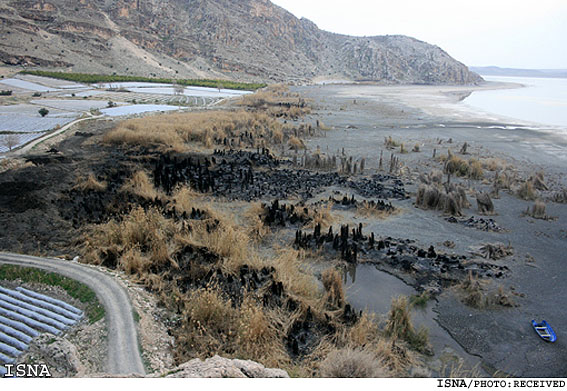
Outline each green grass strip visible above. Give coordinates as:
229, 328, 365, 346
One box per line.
20, 70, 266, 91
0, 264, 105, 324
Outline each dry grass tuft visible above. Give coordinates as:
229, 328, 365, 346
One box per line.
237, 298, 288, 366
356, 200, 399, 219
73, 173, 107, 192
385, 296, 430, 354
517, 180, 537, 201
444, 155, 469, 177
322, 268, 345, 309
460, 272, 486, 309
121, 171, 161, 200
415, 184, 469, 216
82, 206, 177, 272
476, 192, 495, 215
177, 286, 239, 358
468, 159, 484, 180
384, 136, 401, 149
303, 202, 336, 229
244, 202, 271, 242
288, 135, 305, 150
319, 348, 387, 378
481, 158, 509, 172
530, 171, 548, 191
270, 249, 319, 302
170, 185, 200, 211
524, 200, 554, 220
347, 312, 379, 346
445, 156, 484, 179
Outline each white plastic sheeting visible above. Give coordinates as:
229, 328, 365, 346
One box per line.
0, 323, 33, 343
0, 333, 27, 351
0, 293, 76, 326
15, 288, 83, 315
0, 342, 22, 358
0, 316, 40, 338
0, 301, 67, 330
0, 287, 81, 321
0, 306, 61, 335
0, 285, 84, 367
0, 353, 15, 365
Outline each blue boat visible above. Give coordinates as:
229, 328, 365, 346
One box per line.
532, 320, 557, 342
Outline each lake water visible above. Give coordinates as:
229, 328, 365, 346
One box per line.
464, 75, 567, 128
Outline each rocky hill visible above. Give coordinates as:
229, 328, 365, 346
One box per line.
0, 0, 482, 85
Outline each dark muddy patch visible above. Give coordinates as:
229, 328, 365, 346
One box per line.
294, 223, 509, 294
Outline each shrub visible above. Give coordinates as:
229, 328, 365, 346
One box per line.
38, 108, 49, 117
319, 348, 386, 378
444, 155, 469, 177
1, 133, 19, 151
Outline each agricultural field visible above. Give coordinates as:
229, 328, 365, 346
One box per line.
0, 133, 45, 153
0, 73, 257, 154
100, 104, 182, 117
0, 114, 75, 132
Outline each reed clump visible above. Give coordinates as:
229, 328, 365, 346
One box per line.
104, 110, 291, 151
444, 156, 484, 179
385, 296, 431, 354
322, 268, 345, 309
415, 184, 470, 216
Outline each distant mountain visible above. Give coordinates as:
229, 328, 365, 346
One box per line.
0, 0, 482, 85
471, 66, 567, 79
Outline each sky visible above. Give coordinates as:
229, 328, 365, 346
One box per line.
270, 0, 567, 69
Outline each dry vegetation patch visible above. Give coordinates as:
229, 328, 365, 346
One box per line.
458, 272, 516, 309
104, 110, 294, 151
73, 173, 107, 192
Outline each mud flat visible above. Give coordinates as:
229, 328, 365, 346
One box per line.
297, 83, 567, 376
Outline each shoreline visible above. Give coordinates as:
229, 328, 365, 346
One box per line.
298, 83, 567, 376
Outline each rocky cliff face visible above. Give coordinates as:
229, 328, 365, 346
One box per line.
0, 0, 482, 84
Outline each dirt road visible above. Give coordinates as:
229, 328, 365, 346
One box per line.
0, 252, 145, 376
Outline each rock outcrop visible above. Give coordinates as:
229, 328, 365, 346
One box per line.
0, 0, 481, 84
160, 355, 289, 378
